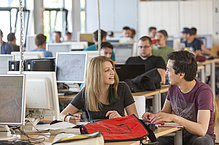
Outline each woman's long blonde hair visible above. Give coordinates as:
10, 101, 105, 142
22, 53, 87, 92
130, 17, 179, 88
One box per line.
84, 56, 119, 111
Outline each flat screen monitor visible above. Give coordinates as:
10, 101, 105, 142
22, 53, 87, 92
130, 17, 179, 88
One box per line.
0, 75, 26, 140
11, 51, 44, 61
47, 43, 72, 57
112, 43, 134, 64
85, 51, 104, 65
115, 64, 146, 81
56, 52, 87, 84
0, 55, 13, 74
63, 41, 88, 50
77, 33, 93, 42
197, 35, 213, 49
106, 38, 120, 43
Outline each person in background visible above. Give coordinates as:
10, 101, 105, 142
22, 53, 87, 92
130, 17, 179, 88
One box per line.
0, 30, 13, 54
7, 33, 19, 51
107, 31, 114, 38
126, 36, 166, 84
152, 30, 174, 64
122, 26, 132, 38
64, 31, 72, 42
131, 28, 136, 39
28, 33, 52, 58
84, 29, 116, 63
60, 56, 138, 123
101, 42, 116, 64
52, 31, 62, 43
148, 27, 157, 40
191, 27, 211, 55
142, 51, 215, 145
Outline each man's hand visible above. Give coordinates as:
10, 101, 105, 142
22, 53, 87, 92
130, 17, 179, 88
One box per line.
150, 112, 175, 124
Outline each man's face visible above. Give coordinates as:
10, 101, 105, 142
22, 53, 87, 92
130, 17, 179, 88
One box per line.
182, 33, 188, 41
138, 40, 152, 58
122, 29, 132, 38
149, 29, 157, 39
102, 47, 112, 58
165, 59, 180, 85
157, 32, 167, 45
53, 33, 61, 43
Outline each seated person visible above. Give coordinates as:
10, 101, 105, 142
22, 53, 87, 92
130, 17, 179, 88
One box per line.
148, 26, 157, 40
142, 51, 215, 145
60, 56, 138, 124
0, 30, 13, 54
126, 36, 166, 84
84, 29, 116, 63
107, 31, 114, 38
122, 26, 132, 38
28, 33, 52, 58
52, 31, 62, 43
101, 42, 115, 63
7, 32, 19, 51
64, 31, 72, 41
131, 28, 136, 39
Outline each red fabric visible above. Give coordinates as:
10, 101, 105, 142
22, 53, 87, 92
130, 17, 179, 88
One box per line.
81, 114, 148, 142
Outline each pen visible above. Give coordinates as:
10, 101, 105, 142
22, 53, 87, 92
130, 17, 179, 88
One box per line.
67, 113, 83, 121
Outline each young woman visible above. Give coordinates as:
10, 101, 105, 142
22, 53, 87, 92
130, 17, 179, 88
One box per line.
60, 56, 138, 124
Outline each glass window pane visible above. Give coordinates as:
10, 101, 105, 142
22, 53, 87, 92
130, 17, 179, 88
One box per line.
0, 11, 10, 42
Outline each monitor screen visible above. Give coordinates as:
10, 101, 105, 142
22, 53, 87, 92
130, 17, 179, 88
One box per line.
0, 75, 26, 125
115, 64, 146, 81
78, 33, 93, 42
56, 52, 87, 83
112, 43, 134, 64
0, 55, 13, 74
47, 43, 72, 57
197, 35, 212, 49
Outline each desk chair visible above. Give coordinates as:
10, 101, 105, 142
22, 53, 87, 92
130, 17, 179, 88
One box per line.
213, 99, 218, 127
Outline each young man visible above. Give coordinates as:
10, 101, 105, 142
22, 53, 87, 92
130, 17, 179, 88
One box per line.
152, 30, 174, 64
64, 31, 72, 41
101, 42, 113, 59
7, 32, 19, 51
122, 26, 132, 38
142, 51, 215, 145
126, 36, 166, 84
148, 27, 157, 40
0, 30, 13, 54
52, 31, 62, 43
84, 29, 116, 62
29, 33, 52, 58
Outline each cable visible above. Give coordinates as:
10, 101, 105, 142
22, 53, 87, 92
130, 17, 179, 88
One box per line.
97, 0, 101, 56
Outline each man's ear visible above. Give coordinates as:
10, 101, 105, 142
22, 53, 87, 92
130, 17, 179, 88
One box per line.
179, 73, 185, 79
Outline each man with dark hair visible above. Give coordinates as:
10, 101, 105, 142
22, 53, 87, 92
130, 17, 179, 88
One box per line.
52, 31, 62, 43
126, 36, 166, 84
152, 29, 174, 64
122, 26, 132, 38
28, 33, 52, 57
84, 29, 116, 62
131, 28, 136, 39
101, 42, 114, 59
64, 31, 72, 41
0, 30, 13, 54
148, 27, 157, 40
7, 32, 19, 51
142, 51, 215, 145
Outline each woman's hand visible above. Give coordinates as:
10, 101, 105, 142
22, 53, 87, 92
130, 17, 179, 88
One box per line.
65, 114, 81, 124
106, 110, 121, 119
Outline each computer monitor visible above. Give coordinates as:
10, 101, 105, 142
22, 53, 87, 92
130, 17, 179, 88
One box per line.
115, 64, 146, 81
47, 43, 72, 57
25, 35, 36, 51
166, 40, 174, 48
77, 32, 93, 42
0, 55, 13, 74
112, 43, 134, 64
11, 51, 44, 61
0, 75, 26, 140
197, 35, 213, 49
56, 52, 87, 84
63, 41, 88, 50
86, 51, 104, 65
106, 38, 120, 43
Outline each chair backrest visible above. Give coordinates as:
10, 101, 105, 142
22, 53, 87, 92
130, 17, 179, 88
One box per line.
213, 99, 218, 127
210, 46, 219, 57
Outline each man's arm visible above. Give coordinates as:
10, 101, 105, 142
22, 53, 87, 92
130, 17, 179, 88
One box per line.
157, 68, 166, 84
201, 44, 211, 55
150, 100, 210, 136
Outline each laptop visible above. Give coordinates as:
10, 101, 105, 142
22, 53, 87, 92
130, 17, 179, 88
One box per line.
115, 64, 146, 81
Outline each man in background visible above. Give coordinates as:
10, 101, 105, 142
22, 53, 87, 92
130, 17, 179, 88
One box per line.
0, 30, 13, 54
52, 31, 62, 43
152, 30, 174, 64
148, 26, 157, 40
64, 31, 72, 42
122, 26, 132, 38
7, 33, 19, 51
29, 33, 52, 58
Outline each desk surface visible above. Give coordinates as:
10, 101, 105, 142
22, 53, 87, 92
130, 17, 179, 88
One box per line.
16, 126, 181, 145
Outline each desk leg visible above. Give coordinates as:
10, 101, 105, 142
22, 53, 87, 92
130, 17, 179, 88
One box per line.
200, 68, 205, 83
211, 62, 216, 98
174, 130, 182, 145
153, 94, 161, 113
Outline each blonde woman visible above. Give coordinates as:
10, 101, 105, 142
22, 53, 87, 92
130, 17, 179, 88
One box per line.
60, 56, 138, 124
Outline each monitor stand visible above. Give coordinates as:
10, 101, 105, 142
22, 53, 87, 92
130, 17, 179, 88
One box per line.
0, 125, 17, 141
